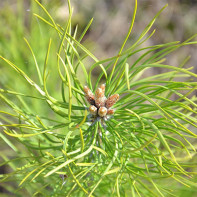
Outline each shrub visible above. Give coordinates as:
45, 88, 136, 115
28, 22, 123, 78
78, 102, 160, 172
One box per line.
0, 0, 197, 196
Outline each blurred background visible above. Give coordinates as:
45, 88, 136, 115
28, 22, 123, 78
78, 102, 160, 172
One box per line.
0, 0, 197, 75
0, 0, 197, 196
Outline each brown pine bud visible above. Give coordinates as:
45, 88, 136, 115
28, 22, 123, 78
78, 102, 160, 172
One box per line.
99, 84, 105, 94
95, 87, 105, 98
105, 94, 119, 109
107, 108, 115, 115
98, 107, 107, 117
95, 96, 107, 108
95, 84, 106, 108
84, 86, 95, 105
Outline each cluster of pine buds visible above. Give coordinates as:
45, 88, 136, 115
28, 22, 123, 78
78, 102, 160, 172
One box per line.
84, 84, 119, 119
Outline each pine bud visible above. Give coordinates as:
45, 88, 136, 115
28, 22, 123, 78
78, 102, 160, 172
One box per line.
95, 96, 107, 108
98, 107, 107, 117
84, 86, 95, 105
95, 85, 106, 108
95, 87, 105, 98
99, 84, 105, 94
107, 108, 115, 115
105, 94, 119, 109
89, 105, 97, 115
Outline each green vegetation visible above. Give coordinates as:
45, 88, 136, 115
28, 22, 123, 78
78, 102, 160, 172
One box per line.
0, 0, 197, 196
